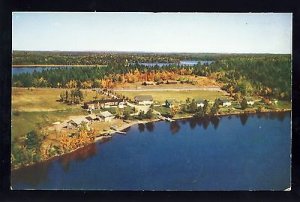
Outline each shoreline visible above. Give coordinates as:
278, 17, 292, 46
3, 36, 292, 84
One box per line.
11, 109, 291, 171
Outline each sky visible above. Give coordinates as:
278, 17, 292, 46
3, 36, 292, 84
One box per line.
12, 12, 292, 54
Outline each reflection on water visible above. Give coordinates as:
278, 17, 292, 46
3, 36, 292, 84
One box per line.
189, 118, 197, 129
210, 116, 220, 129
11, 143, 98, 187
180, 119, 187, 125
138, 123, 145, 132
170, 121, 181, 134
11, 159, 52, 187
145, 122, 155, 132
202, 118, 210, 130
239, 114, 249, 126
58, 143, 97, 172
276, 112, 287, 122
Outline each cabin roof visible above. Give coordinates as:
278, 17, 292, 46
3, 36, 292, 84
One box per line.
196, 99, 205, 103
167, 80, 178, 83
134, 95, 153, 102
86, 114, 97, 119
68, 117, 88, 125
84, 99, 123, 105
99, 111, 114, 118
219, 98, 231, 102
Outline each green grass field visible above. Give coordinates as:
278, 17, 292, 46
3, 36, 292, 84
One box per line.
11, 88, 99, 143
119, 90, 226, 104
12, 88, 104, 112
12, 108, 89, 143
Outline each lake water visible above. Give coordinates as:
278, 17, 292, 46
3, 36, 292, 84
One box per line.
179, 60, 214, 66
12, 66, 74, 75
11, 112, 291, 190
136, 62, 175, 67
132, 60, 214, 68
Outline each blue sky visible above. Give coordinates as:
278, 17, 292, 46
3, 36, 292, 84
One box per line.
12, 12, 292, 54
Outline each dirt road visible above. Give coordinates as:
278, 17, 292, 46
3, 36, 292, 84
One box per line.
114, 87, 223, 92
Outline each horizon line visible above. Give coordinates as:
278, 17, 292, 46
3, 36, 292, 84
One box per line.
12, 49, 291, 55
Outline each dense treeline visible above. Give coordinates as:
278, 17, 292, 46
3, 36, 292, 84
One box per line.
13, 50, 284, 65
203, 55, 291, 100
12, 64, 195, 88
13, 51, 196, 65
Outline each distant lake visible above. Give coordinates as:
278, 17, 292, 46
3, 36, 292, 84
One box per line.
11, 112, 291, 190
135, 62, 175, 67
132, 60, 214, 67
179, 60, 214, 66
12, 66, 74, 75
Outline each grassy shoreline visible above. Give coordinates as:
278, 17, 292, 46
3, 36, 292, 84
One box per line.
11, 108, 291, 171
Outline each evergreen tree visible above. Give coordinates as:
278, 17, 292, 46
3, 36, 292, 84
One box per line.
240, 97, 248, 110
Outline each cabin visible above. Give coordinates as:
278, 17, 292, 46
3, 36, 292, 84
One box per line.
66, 117, 89, 129
166, 80, 178, 84
196, 99, 206, 108
100, 99, 124, 108
246, 98, 255, 106
142, 81, 156, 85
84, 101, 101, 111
156, 81, 164, 85
165, 99, 176, 108
97, 111, 115, 122
85, 114, 99, 123
134, 95, 153, 105
83, 99, 123, 110
271, 99, 278, 105
118, 101, 126, 109
219, 98, 232, 107
262, 98, 272, 105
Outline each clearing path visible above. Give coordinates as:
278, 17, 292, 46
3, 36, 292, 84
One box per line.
114, 87, 223, 92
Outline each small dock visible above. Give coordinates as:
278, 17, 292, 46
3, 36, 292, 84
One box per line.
110, 126, 126, 135
165, 117, 175, 122
116, 131, 126, 135
158, 115, 174, 122
95, 135, 112, 142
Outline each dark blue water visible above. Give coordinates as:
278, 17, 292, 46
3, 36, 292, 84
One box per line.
11, 112, 291, 190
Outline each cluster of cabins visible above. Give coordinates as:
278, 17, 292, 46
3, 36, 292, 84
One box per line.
84, 99, 125, 111
84, 96, 155, 110
165, 98, 256, 108
84, 95, 255, 110
66, 111, 115, 129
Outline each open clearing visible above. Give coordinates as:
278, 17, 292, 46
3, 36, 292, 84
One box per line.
12, 109, 89, 142
11, 87, 104, 141
114, 76, 222, 90
118, 90, 227, 104
12, 88, 105, 112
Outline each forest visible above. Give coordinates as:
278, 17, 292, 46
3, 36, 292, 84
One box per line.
12, 51, 291, 100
